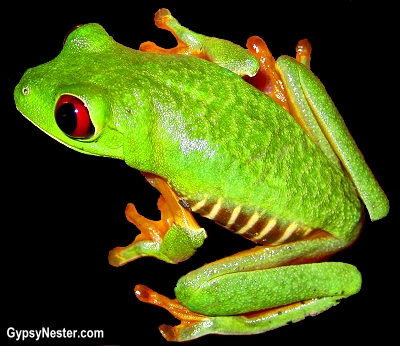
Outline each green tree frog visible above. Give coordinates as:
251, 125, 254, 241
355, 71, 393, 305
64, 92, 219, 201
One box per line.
14, 8, 389, 342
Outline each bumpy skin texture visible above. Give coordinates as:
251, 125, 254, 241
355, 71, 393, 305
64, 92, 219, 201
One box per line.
176, 262, 361, 315
15, 24, 361, 243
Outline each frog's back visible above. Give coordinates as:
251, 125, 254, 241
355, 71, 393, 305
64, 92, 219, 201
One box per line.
124, 53, 363, 245
14, 24, 362, 246
45, 46, 361, 245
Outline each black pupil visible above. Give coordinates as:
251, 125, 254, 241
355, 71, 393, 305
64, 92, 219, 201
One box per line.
55, 103, 77, 134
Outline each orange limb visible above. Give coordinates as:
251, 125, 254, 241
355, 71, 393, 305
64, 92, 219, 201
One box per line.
108, 173, 204, 266
135, 284, 208, 342
142, 173, 201, 232
296, 39, 312, 68
124, 195, 172, 244
244, 36, 290, 112
139, 8, 207, 59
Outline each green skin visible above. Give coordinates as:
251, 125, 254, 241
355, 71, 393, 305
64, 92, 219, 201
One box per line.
15, 12, 389, 341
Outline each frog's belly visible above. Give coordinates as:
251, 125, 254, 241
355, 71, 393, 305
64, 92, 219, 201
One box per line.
190, 198, 315, 245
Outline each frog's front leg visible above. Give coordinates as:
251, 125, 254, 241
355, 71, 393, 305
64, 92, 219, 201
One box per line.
108, 173, 206, 266
135, 233, 362, 341
140, 8, 260, 77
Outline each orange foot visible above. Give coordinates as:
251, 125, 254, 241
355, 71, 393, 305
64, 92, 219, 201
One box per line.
135, 284, 209, 342
108, 173, 206, 266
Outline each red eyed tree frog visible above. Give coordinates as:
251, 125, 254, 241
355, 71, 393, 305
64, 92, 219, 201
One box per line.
14, 8, 389, 342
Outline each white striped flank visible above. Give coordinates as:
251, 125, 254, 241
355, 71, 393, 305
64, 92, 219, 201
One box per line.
236, 213, 260, 235
272, 222, 298, 244
191, 199, 207, 212
204, 198, 223, 219
252, 217, 277, 240
226, 206, 241, 227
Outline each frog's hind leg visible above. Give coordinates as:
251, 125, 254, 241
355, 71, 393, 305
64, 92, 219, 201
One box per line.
135, 232, 362, 341
135, 281, 348, 342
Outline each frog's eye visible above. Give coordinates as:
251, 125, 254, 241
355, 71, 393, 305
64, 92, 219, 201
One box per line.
55, 95, 95, 138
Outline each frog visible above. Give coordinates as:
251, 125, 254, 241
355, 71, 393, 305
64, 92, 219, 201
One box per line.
14, 8, 389, 342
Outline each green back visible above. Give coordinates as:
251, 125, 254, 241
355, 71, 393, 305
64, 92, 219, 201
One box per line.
14, 24, 362, 242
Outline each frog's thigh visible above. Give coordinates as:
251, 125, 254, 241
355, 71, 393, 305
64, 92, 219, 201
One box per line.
176, 262, 361, 316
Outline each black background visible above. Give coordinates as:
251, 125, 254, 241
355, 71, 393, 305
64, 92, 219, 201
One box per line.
4, 1, 398, 345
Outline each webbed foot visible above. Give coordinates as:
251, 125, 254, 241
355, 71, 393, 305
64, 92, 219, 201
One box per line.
109, 173, 206, 266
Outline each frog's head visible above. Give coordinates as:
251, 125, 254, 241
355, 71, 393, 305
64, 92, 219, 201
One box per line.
14, 24, 132, 159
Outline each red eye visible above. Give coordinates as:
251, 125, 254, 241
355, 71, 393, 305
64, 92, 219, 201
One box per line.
55, 95, 94, 138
